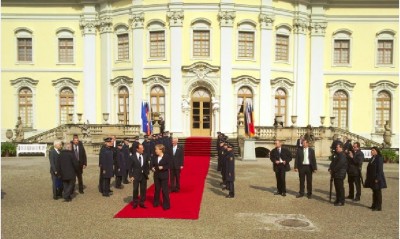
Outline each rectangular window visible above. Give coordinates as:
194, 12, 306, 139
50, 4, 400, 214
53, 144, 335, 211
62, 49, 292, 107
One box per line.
377, 40, 393, 65
193, 30, 210, 57
17, 38, 32, 62
334, 39, 350, 64
58, 38, 74, 63
238, 31, 254, 58
149, 31, 165, 58
117, 33, 129, 60
275, 34, 289, 61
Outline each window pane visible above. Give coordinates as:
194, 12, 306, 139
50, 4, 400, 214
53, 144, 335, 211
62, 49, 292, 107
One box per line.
275, 35, 289, 61
193, 30, 210, 57
59, 38, 73, 63
149, 31, 165, 58
238, 31, 254, 58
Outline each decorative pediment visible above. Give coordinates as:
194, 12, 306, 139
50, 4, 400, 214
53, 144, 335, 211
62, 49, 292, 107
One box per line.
10, 77, 39, 87
232, 75, 260, 85
52, 78, 80, 87
271, 77, 295, 89
181, 62, 220, 80
110, 76, 133, 86
370, 80, 398, 90
142, 75, 170, 84
326, 80, 355, 92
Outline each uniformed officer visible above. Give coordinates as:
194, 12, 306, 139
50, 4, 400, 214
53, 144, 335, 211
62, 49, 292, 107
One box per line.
114, 141, 126, 189
122, 138, 131, 184
225, 143, 235, 198
220, 141, 229, 189
99, 137, 115, 197
130, 136, 140, 155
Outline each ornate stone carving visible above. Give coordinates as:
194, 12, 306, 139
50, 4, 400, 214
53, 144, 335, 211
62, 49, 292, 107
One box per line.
211, 97, 220, 112
10, 77, 39, 87
98, 16, 113, 34
232, 75, 260, 85
181, 62, 220, 80
79, 16, 99, 35
293, 17, 308, 34
130, 12, 144, 29
167, 10, 184, 27
218, 11, 236, 27
310, 21, 327, 36
259, 13, 275, 30
110, 76, 134, 86
182, 97, 191, 112
142, 75, 170, 85
383, 121, 392, 148
52, 78, 80, 87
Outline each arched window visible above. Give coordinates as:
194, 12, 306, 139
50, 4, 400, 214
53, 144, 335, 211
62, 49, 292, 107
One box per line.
376, 90, 391, 130
275, 88, 287, 125
237, 86, 253, 114
333, 90, 348, 128
59, 87, 74, 124
150, 85, 165, 119
18, 87, 33, 128
118, 86, 129, 124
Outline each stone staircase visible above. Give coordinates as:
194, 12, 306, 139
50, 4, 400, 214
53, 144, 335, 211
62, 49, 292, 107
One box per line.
178, 137, 240, 158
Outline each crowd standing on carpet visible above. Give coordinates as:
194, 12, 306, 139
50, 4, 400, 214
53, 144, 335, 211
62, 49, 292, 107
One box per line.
49, 131, 184, 210
49, 131, 387, 212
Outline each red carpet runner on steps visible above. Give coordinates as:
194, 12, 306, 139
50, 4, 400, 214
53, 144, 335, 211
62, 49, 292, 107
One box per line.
114, 137, 211, 219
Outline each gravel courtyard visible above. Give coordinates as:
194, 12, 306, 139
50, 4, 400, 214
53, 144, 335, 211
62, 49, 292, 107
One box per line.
1, 155, 398, 239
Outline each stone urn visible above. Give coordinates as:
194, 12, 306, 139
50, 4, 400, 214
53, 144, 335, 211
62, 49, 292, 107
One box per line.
320, 116, 326, 127
291, 115, 298, 127
103, 113, 109, 124
6, 129, 13, 141
330, 116, 336, 127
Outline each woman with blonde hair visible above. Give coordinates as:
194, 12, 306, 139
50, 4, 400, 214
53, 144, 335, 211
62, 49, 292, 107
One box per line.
151, 144, 170, 210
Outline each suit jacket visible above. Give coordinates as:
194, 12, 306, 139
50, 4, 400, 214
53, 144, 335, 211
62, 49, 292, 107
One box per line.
57, 150, 79, 180
170, 145, 184, 169
129, 153, 150, 181
329, 151, 347, 179
49, 148, 60, 175
151, 154, 170, 180
365, 155, 387, 190
347, 150, 364, 176
71, 141, 87, 173
296, 139, 302, 149
295, 147, 317, 171
115, 149, 126, 176
225, 151, 235, 181
270, 147, 292, 172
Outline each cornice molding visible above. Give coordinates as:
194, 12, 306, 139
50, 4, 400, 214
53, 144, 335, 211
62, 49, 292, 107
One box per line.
182, 61, 220, 80
10, 77, 39, 87
142, 74, 170, 84
52, 77, 80, 87
231, 75, 260, 85
370, 80, 398, 89
110, 76, 133, 86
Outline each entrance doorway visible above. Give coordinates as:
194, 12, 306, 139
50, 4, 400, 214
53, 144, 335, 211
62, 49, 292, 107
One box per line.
191, 88, 211, 136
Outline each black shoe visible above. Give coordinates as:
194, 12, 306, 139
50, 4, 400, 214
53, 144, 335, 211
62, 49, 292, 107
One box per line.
334, 202, 344, 206
372, 208, 381, 211
79, 190, 84, 194
296, 194, 304, 198
226, 194, 234, 198
139, 204, 147, 209
132, 203, 138, 209
282, 193, 286, 197
346, 195, 354, 199
102, 194, 110, 197
53, 196, 59, 200
369, 206, 376, 209
153, 204, 159, 208
109, 189, 114, 193
307, 194, 312, 199
274, 192, 281, 195
163, 207, 170, 210
353, 198, 360, 202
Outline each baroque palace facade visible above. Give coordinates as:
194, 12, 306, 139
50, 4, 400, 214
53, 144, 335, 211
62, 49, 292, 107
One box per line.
1, 0, 399, 146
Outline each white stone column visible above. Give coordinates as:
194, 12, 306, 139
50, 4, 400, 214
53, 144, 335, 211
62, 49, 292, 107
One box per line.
309, 20, 327, 127
167, 10, 184, 134
130, 12, 144, 126
292, 15, 308, 127
79, 11, 98, 123
259, 13, 274, 126
218, 10, 235, 135
98, 14, 113, 122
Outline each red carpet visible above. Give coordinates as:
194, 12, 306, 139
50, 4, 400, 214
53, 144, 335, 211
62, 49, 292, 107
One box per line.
114, 137, 211, 219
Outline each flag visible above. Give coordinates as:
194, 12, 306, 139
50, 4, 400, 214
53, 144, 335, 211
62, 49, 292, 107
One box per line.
244, 102, 255, 137
141, 102, 151, 135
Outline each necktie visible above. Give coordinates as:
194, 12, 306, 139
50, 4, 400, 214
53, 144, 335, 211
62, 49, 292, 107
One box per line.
75, 146, 79, 161
139, 155, 143, 167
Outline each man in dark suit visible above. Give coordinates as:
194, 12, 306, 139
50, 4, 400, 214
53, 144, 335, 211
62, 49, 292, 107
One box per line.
170, 137, 184, 192
115, 141, 126, 189
122, 138, 131, 184
294, 139, 317, 199
71, 135, 87, 194
225, 144, 235, 198
129, 144, 150, 208
347, 142, 364, 201
129, 136, 140, 155
296, 135, 304, 150
329, 142, 348, 206
49, 140, 62, 200
270, 140, 292, 196
57, 144, 79, 202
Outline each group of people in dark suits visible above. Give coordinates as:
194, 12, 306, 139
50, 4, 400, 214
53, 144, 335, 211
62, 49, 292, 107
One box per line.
96, 131, 184, 210
270, 139, 317, 199
269, 135, 387, 211
49, 134, 87, 202
216, 132, 235, 198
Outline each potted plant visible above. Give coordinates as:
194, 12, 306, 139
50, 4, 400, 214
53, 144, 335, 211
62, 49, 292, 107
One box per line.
1, 142, 17, 157
381, 149, 398, 163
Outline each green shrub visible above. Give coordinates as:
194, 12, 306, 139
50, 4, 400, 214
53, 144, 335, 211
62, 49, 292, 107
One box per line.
381, 149, 399, 163
1, 142, 17, 156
